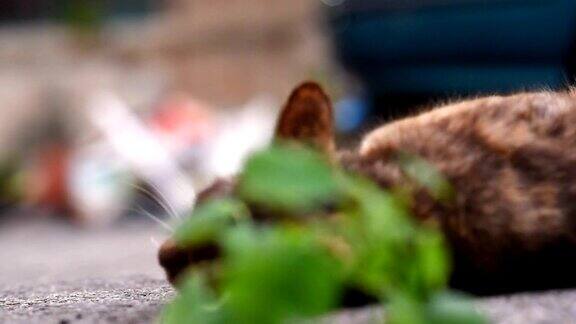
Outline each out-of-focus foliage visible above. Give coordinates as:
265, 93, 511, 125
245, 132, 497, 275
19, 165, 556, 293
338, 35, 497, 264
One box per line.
221, 225, 343, 323
162, 144, 485, 324
237, 145, 340, 214
0, 158, 22, 207
58, 0, 105, 32
174, 198, 248, 247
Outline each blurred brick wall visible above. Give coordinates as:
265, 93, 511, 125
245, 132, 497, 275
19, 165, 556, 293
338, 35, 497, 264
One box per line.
0, 0, 331, 103
116, 0, 331, 104
0, 0, 333, 155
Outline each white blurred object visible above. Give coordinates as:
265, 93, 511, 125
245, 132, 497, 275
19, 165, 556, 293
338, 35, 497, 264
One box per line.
69, 143, 134, 225
202, 95, 278, 178
77, 91, 196, 223
72, 91, 277, 225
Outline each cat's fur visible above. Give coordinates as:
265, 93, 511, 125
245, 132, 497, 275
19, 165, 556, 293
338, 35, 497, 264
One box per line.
159, 82, 576, 296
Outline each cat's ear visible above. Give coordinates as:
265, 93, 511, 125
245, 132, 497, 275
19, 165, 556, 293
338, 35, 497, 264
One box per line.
274, 81, 335, 156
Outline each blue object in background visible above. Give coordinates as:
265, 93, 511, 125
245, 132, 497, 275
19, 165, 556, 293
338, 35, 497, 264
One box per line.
335, 96, 370, 133
327, 0, 576, 100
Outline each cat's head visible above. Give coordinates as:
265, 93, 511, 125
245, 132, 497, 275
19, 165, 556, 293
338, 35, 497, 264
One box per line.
158, 81, 339, 285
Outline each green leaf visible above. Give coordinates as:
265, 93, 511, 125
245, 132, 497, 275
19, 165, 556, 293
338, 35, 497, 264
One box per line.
387, 293, 427, 324
414, 230, 450, 294
161, 272, 225, 324
222, 225, 343, 324
338, 175, 416, 296
174, 198, 248, 247
340, 174, 414, 241
238, 145, 339, 214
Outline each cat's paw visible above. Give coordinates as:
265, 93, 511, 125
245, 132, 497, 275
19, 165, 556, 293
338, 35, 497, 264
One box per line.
158, 238, 220, 285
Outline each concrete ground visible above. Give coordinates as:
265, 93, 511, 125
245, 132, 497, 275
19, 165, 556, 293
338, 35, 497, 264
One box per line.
2, 210, 576, 324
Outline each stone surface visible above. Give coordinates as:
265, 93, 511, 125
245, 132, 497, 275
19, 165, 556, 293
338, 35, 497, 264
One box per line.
0, 213, 173, 324
3, 213, 576, 323
0, 276, 173, 324
3, 277, 576, 323
0, 212, 168, 285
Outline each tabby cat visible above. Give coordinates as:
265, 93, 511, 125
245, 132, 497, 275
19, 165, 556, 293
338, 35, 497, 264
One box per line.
159, 81, 576, 296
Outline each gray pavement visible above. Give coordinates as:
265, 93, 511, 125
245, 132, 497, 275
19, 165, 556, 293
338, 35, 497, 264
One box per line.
2, 211, 576, 323
0, 276, 172, 324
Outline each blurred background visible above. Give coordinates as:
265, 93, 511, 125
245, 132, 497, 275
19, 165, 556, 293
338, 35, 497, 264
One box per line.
1, 0, 576, 284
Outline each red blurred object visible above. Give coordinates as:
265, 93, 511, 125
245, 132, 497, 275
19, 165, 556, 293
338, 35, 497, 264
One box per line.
149, 94, 215, 152
25, 143, 73, 216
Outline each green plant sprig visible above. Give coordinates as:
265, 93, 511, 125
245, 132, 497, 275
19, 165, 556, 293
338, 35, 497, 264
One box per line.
162, 144, 485, 324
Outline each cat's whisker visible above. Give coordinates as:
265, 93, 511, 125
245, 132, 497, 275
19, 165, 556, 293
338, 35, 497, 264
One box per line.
125, 181, 181, 220
130, 206, 175, 233
138, 180, 184, 220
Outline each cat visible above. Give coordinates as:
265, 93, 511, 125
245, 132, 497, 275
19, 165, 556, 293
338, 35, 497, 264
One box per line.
159, 81, 576, 297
